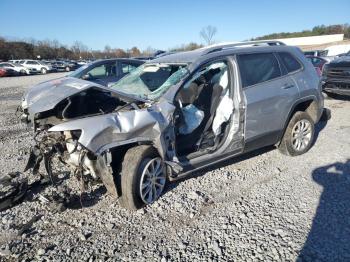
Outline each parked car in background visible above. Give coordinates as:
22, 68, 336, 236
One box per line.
0, 67, 19, 77
69, 58, 144, 86
304, 50, 328, 57
303, 49, 337, 62
0, 68, 7, 77
52, 60, 80, 72
324, 44, 350, 57
322, 55, 350, 97
77, 60, 88, 65
20, 41, 325, 210
8, 60, 22, 64
133, 50, 168, 61
0, 62, 30, 75
3, 67, 20, 76
19, 60, 52, 74
305, 56, 329, 76
40, 60, 55, 67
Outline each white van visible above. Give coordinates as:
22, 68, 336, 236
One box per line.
325, 44, 350, 56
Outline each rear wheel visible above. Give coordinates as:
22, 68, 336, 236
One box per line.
41, 67, 47, 74
20, 69, 26, 75
278, 111, 315, 156
119, 145, 166, 210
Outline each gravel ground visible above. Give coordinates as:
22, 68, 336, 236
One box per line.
0, 73, 349, 262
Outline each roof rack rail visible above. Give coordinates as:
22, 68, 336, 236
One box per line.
202, 40, 286, 55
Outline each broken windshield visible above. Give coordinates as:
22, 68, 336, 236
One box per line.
110, 63, 189, 100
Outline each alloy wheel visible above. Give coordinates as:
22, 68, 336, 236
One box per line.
139, 157, 166, 204
291, 119, 312, 151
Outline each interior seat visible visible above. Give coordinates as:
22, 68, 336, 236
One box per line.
175, 68, 223, 155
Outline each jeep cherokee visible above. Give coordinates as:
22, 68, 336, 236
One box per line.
20, 40, 324, 210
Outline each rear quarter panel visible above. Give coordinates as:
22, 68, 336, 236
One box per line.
289, 48, 324, 120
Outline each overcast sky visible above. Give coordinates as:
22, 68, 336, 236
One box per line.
1, 0, 349, 50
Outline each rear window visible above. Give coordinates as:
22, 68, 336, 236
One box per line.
238, 53, 281, 88
279, 52, 302, 73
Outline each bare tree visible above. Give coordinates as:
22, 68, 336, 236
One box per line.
200, 25, 217, 45
129, 46, 141, 57
114, 48, 128, 58
143, 46, 156, 56
71, 41, 88, 59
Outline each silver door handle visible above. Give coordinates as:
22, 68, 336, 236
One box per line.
282, 84, 294, 89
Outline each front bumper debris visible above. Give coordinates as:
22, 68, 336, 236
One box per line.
24, 130, 119, 200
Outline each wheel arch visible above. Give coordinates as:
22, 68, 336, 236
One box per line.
108, 141, 162, 175
278, 96, 319, 145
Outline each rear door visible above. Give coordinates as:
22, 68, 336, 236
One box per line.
237, 52, 299, 149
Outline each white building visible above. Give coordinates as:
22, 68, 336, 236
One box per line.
275, 34, 344, 46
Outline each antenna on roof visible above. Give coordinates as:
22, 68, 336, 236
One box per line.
202, 40, 286, 55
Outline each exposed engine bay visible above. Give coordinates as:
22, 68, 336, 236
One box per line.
22, 87, 148, 128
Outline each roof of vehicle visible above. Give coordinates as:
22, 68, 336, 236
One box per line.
151, 41, 301, 67
0, 62, 17, 65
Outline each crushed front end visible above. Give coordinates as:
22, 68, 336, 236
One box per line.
24, 129, 118, 197
20, 78, 175, 206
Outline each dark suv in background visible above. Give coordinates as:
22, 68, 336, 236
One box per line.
51, 61, 80, 72
322, 52, 350, 96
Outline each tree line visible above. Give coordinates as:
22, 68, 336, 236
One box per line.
0, 37, 150, 61
252, 24, 350, 40
0, 37, 205, 61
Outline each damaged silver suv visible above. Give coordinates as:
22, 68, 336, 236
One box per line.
20, 41, 324, 210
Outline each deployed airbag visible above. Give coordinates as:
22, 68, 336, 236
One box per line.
212, 93, 234, 135
179, 104, 204, 135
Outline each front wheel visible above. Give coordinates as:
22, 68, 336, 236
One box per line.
119, 145, 167, 210
65, 66, 70, 72
278, 111, 315, 156
41, 67, 47, 74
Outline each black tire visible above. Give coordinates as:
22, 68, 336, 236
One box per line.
278, 111, 315, 156
119, 145, 166, 210
20, 69, 26, 75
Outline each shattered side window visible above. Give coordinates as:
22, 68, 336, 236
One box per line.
111, 63, 189, 100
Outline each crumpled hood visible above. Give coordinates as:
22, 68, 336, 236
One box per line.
23, 77, 109, 114
328, 56, 350, 68
48, 101, 175, 155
